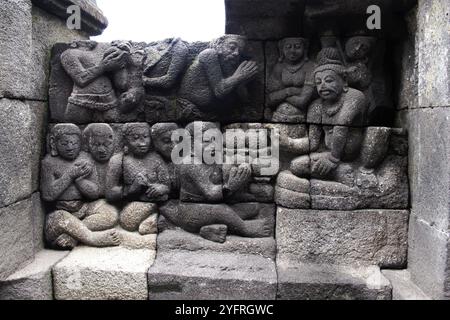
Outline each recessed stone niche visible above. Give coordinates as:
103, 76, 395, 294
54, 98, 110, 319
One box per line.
2, 0, 428, 300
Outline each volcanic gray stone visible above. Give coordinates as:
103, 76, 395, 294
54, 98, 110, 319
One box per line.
276, 207, 409, 267
53, 246, 155, 300
0, 198, 35, 281
225, 0, 304, 40
0, 99, 46, 208
409, 108, 450, 231
277, 262, 392, 300
408, 214, 450, 300
0, 0, 32, 99
32, 193, 46, 252
382, 269, 431, 300
416, 0, 450, 108
0, 250, 69, 300
157, 229, 276, 259
148, 250, 277, 300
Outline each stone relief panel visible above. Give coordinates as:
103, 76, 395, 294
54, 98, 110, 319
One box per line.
42, 33, 409, 251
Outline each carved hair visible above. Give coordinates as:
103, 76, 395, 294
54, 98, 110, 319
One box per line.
278, 37, 309, 63
49, 124, 81, 157
69, 40, 97, 50
122, 123, 151, 154
209, 34, 247, 51
151, 123, 179, 139
185, 121, 220, 137
314, 47, 347, 78
82, 123, 114, 152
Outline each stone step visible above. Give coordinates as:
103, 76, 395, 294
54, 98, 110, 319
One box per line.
277, 261, 392, 300
382, 270, 431, 300
52, 246, 155, 300
148, 250, 277, 300
0, 250, 69, 300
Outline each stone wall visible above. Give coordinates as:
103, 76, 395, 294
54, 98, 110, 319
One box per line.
0, 0, 106, 281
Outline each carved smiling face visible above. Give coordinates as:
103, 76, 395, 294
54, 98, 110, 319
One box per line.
315, 70, 346, 102
56, 134, 81, 161
282, 39, 305, 64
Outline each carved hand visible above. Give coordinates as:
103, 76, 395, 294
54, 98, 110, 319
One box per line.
70, 161, 93, 180
101, 49, 127, 72
145, 184, 168, 199
234, 61, 259, 83
225, 163, 252, 193
312, 155, 339, 177
134, 172, 150, 187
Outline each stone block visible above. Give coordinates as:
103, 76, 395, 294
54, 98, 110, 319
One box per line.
408, 214, 450, 300
225, 0, 304, 40
157, 229, 276, 259
417, 0, 450, 108
148, 250, 277, 300
382, 269, 431, 300
0, 99, 46, 208
276, 207, 409, 268
53, 247, 155, 300
0, 198, 35, 281
277, 261, 392, 300
409, 108, 450, 231
0, 250, 69, 300
31, 193, 46, 252
0, 0, 32, 99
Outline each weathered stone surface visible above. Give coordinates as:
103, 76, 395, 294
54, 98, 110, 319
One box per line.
32, 0, 108, 36
277, 262, 392, 300
416, 0, 450, 108
225, 0, 304, 40
116, 227, 157, 250
0, 250, 69, 300
32, 193, 46, 252
0, 0, 32, 99
157, 229, 276, 259
148, 250, 277, 300
409, 108, 450, 231
53, 247, 155, 300
408, 214, 450, 300
0, 99, 46, 208
276, 207, 409, 267
31, 6, 89, 101
382, 269, 431, 300
0, 198, 35, 281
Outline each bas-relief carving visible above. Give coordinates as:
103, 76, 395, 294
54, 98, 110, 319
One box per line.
43, 33, 408, 250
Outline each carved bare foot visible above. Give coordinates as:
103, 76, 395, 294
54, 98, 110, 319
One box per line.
54, 234, 78, 249
138, 215, 158, 235
243, 219, 272, 238
87, 229, 121, 247
200, 224, 228, 243
356, 169, 378, 189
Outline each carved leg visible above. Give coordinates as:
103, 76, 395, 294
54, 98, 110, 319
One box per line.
46, 210, 120, 249
200, 225, 228, 243
120, 202, 158, 232
138, 213, 158, 235
83, 200, 120, 232
64, 103, 93, 123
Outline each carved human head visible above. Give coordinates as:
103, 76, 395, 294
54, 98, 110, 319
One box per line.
345, 36, 376, 61
123, 123, 152, 157
314, 48, 348, 101
151, 123, 179, 160
211, 35, 247, 65
49, 124, 82, 161
186, 121, 221, 159
83, 124, 115, 163
278, 38, 309, 64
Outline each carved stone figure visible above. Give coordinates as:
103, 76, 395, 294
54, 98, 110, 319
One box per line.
61, 41, 126, 123
42, 124, 120, 249
159, 122, 272, 243
151, 123, 180, 197
106, 123, 171, 235
143, 38, 189, 121
267, 38, 315, 123
178, 35, 258, 120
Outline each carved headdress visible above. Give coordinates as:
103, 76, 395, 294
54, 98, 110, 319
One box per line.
314, 47, 347, 78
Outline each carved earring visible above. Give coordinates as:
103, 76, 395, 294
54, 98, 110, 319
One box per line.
123, 145, 129, 155
343, 85, 349, 93
49, 137, 58, 157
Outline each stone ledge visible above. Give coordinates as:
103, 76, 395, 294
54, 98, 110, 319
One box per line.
148, 250, 277, 300
32, 0, 108, 36
0, 250, 69, 300
382, 270, 431, 300
276, 207, 409, 268
53, 247, 155, 300
277, 261, 392, 300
